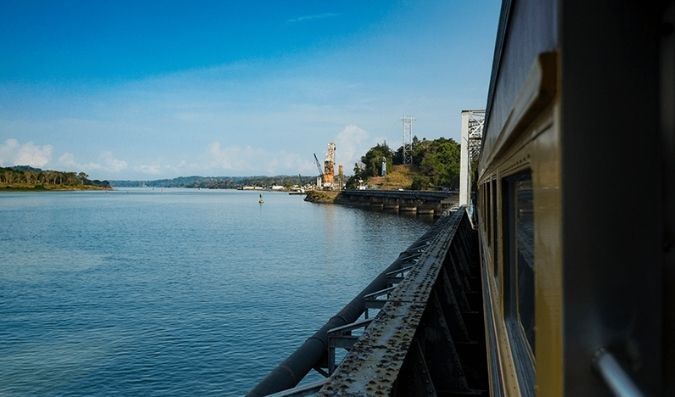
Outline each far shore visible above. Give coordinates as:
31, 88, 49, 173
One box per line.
0, 184, 112, 192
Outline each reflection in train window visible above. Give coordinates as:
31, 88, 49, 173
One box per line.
486, 181, 492, 248
480, 186, 484, 222
491, 179, 498, 280
480, 187, 484, 229
503, 171, 535, 394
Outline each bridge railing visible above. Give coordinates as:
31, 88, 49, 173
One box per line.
318, 207, 487, 395
248, 208, 484, 396
248, 211, 464, 396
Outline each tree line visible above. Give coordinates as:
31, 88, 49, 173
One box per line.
0, 166, 111, 188
186, 175, 314, 189
111, 175, 316, 189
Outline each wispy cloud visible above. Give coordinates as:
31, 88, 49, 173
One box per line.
0, 138, 52, 168
208, 141, 315, 175
208, 142, 266, 171
287, 12, 340, 24
58, 151, 128, 174
135, 163, 162, 175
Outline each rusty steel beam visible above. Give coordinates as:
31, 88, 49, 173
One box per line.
247, 212, 457, 397
318, 209, 487, 396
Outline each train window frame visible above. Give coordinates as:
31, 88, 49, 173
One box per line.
480, 184, 484, 223
491, 179, 499, 281
486, 181, 492, 248
502, 170, 535, 396
483, 183, 488, 234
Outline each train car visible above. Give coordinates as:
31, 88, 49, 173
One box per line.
476, 1, 674, 396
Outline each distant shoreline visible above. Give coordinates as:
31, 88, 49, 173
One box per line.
0, 184, 112, 192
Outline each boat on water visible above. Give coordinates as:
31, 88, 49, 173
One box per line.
289, 188, 306, 195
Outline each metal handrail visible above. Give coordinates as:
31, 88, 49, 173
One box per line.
247, 213, 456, 396
593, 349, 644, 397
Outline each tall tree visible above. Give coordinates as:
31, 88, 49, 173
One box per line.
360, 143, 394, 177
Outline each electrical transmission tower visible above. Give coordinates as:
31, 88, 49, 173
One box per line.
401, 115, 415, 164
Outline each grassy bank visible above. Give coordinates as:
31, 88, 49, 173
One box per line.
304, 190, 340, 203
366, 164, 415, 190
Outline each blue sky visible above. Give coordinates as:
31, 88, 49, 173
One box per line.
0, 0, 500, 179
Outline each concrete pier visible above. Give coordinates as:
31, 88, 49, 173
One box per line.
337, 189, 456, 216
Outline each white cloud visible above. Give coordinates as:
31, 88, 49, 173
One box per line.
264, 151, 316, 175
58, 152, 78, 168
57, 151, 127, 174
206, 130, 372, 176
287, 12, 340, 24
208, 142, 265, 171
135, 164, 162, 175
207, 141, 315, 175
0, 138, 53, 168
334, 124, 370, 171
99, 151, 128, 172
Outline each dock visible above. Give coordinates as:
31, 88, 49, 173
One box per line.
336, 189, 457, 217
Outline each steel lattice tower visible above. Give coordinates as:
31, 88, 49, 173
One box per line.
460, 109, 485, 206
401, 115, 415, 164
467, 111, 485, 162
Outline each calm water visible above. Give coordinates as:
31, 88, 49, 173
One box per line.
0, 189, 429, 396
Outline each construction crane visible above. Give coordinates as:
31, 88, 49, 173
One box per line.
313, 153, 323, 177
313, 153, 324, 188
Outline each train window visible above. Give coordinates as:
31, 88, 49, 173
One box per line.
479, 186, 484, 225
480, 185, 483, 219
481, 184, 484, 226
487, 182, 492, 247
478, 186, 482, 220
491, 179, 498, 280
503, 171, 535, 395
485, 185, 488, 227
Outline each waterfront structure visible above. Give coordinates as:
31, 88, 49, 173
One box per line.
323, 143, 336, 189
337, 189, 455, 217
337, 164, 344, 190
314, 143, 338, 190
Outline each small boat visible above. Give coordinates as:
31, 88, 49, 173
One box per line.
258, 193, 264, 204
289, 188, 306, 195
